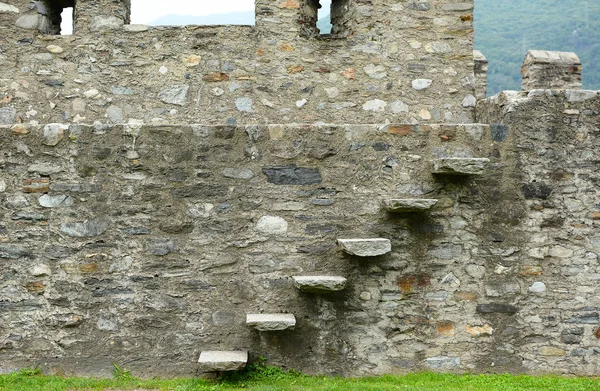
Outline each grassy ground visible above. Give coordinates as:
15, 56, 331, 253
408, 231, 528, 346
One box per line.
1, 364, 600, 391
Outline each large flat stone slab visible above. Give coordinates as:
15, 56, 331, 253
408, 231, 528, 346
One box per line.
337, 238, 391, 257
198, 351, 248, 371
246, 314, 296, 331
293, 276, 347, 293
432, 158, 490, 175
383, 199, 438, 213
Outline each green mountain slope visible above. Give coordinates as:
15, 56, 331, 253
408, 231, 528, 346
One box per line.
475, 0, 600, 94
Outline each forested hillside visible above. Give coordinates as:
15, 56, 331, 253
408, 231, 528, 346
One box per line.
475, 0, 600, 94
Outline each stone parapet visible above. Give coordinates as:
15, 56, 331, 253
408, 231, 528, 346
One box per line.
0, 0, 477, 125
521, 50, 582, 91
473, 50, 488, 100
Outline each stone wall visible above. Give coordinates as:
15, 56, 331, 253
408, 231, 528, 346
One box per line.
477, 89, 600, 374
1, 122, 504, 377
2, 0, 600, 380
0, 0, 477, 126
521, 50, 582, 91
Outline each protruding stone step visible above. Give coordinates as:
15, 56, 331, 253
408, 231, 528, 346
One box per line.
246, 313, 296, 331
432, 158, 490, 175
337, 238, 391, 257
383, 199, 438, 213
198, 351, 248, 372
293, 276, 347, 293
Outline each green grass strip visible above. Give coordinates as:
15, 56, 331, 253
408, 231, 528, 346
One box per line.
1, 364, 600, 391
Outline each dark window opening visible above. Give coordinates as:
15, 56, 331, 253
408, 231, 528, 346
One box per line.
41, 0, 75, 35
301, 0, 349, 39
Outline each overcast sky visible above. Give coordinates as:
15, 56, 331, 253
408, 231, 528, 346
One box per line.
130, 0, 256, 23
61, 0, 331, 34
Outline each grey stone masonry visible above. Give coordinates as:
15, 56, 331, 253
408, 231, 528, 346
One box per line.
75, 0, 131, 33
522, 50, 582, 91
198, 351, 248, 372
432, 158, 490, 175
473, 50, 488, 100
246, 314, 296, 331
337, 239, 392, 257
383, 199, 438, 213
0, 0, 477, 126
293, 276, 347, 294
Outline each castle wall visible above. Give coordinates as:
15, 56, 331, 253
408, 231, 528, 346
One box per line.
2, 0, 600, 380
0, 0, 476, 126
477, 89, 600, 374
1, 122, 507, 377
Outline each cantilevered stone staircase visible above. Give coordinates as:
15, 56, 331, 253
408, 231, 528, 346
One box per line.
198, 156, 490, 372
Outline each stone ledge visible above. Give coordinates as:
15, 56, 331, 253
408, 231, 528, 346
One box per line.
292, 276, 347, 293
337, 238, 392, 257
383, 199, 438, 213
523, 50, 581, 65
432, 158, 489, 175
246, 314, 296, 331
198, 351, 248, 372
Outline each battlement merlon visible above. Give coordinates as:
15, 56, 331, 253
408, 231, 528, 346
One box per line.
4, 0, 475, 42
473, 50, 487, 100
521, 50, 582, 91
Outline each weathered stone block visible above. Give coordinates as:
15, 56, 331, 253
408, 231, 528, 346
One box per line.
158, 85, 190, 106
476, 303, 518, 314
564, 313, 599, 324
522, 50, 582, 90
521, 182, 552, 200
60, 218, 110, 237
262, 166, 322, 185
292, 276, 347, 293
0, 107, 16, 125
0, 244, 31, 259
425, 356, 461, 369
337, 239, 392, 257
432, 158, 490, 175
246, 314, 296, 331
383, 199, 438, 213
198, 351, 248, 372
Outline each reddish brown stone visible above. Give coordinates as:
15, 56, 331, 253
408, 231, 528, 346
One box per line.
520, 265, 543, 276
80, 263, 99, 273
397, 274, 430, 294
24, 281, 45, 293
340, 68, 356, 79
11, 124, 30, 135
23, 178, 49, 193
437, 321, 456, 336
278, 0, 300, 9
595, 328, 600, 339
591, 212, 600, 220
279, 43, 294, 52
388, 125, 414, 136
287, 65, 304, 74
460, 14, 473, 22
454, 291, 478, 301
202, 72, 230, 82
466, 324, 493, 336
